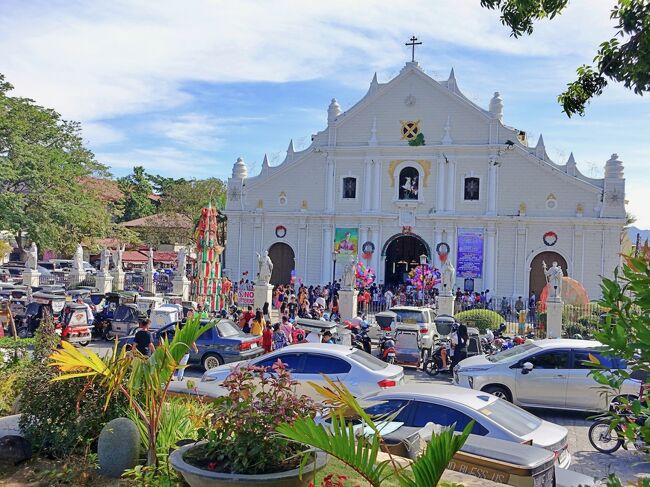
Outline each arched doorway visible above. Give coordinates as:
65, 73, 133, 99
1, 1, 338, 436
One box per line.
383, 234, 430, 285
268, 243, 295, 285
529, 251, 568, 297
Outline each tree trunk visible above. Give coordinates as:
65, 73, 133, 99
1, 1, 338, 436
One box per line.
147, 428, 158, 467
15, 231, 25, 262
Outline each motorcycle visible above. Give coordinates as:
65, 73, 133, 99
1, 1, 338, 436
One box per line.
423, 339, 453, 376
351, 327, 372, 354
588, 412, 648, 454
379, 333, 397, 364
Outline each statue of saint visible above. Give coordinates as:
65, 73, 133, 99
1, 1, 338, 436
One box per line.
99, 246, 111, 272
177, 246, 188, 277
72, 244, 84, 272
441, 259, 455, 296
543, 260, 564, 300
25, 242, 38, 271
341, 255, 358, 290
146, 247, 155, 273
113, 244, 125, 272
256, 251, 273, 285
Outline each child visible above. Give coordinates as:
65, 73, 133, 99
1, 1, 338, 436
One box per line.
272, 323, 288, 350
262, 323, 273, 353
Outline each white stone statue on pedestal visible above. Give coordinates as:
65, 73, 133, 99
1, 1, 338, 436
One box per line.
25, 242, 38, 270
255, 251, 273, 285
177, 246, 188, 277
441, 259, 455, 296
113, 244, 125, 272
72, 244, 84, 272
146, 247, 154, 273
543, 261, 563, 300
99, 246, 111, 273
341, 255, 358, 290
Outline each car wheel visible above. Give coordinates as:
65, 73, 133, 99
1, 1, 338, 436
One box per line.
202, 353, 223, 370
423, 359, 440, 377
78, 341, 89, 347
482, 385, 512, 402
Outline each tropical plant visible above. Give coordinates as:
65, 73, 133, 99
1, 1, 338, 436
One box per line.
189, 360, 319, 475
277, 377, 472, 487
48, 314, 212, 466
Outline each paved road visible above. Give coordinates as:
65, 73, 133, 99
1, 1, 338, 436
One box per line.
87, 342, 647, 483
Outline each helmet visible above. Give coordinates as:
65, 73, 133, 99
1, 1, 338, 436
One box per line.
513, 336, 525, 345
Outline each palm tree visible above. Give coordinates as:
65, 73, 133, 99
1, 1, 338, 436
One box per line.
49, 315, 212, 466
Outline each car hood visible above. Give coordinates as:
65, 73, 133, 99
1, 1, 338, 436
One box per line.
202, 359, 247, 381
522, 419, 568, 450
456, 354, 493, 369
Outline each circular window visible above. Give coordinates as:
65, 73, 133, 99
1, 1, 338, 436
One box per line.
546, 199, 557, 210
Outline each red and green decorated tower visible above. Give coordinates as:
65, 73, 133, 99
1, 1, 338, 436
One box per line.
190, 203, 224, 312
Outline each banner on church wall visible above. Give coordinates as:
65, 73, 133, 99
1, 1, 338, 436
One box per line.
334, 228, 358, 256
457, 229, 484, 278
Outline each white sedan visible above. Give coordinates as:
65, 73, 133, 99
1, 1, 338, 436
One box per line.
201, 343, 405, 399
360, 383, 571, 468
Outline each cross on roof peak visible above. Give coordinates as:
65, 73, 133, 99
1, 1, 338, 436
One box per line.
405, 35, 422, 62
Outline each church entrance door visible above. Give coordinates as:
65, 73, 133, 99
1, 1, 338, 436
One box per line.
529, 251, 568, 297
383, 234, 429, 285
268, 243, 295, 285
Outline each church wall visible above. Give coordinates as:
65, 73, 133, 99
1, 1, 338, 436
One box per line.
334, 160, 364, 213
454, 156, 489, 215
496, 223, 517, 298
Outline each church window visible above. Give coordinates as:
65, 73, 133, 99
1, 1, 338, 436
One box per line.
398, 167, 419, 200
464, 177, 480, 201
342, 177, 357, 199
400, 120, 420, 140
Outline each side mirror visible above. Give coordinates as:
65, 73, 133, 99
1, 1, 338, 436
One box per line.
521, 362, 534, 374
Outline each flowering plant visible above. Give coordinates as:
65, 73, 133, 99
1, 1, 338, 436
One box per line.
189, 361, 319, 474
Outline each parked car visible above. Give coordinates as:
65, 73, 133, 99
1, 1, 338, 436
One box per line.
389, 306, 439, 357
120, 319, 264, 370
202, 343, 405, 399
454, 339, 642, 412
360, 383, 571, 468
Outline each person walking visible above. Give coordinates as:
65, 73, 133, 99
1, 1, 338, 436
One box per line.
451, 322, 468, 370
262, 323, 273, 353
251, 310, 265, 336
272, 323, 288, 350
134, 318, 155, 357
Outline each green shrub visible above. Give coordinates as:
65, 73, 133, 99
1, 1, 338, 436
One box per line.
0, 357, 29, 415
453, 309, 502, 333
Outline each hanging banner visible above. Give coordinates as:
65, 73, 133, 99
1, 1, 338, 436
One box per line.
237, 288, 255, 306
334, 228, 358, 256
457, 229, 484, 278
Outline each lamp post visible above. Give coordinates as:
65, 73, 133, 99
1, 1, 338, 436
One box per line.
419, 254, 427, 306
332, 250, 339, 285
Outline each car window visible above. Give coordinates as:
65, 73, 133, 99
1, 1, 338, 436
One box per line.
487, 342, 540, 362
572, 350, 627, 370
478, 398, 542, 437
528, 351, 570, 369
348, 350, 389, 371
196, 328, 213, 343
391, 310, 426, 324
363, 400, 412, 423
216, 321, 243, 338
256, 353, 304, 372
301, 355, 351, 374
411, 402, 488, 435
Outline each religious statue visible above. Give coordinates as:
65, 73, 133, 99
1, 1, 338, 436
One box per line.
255, 251, 273, 285
441, 259, 455, 296
341, 255, 358, 290
176, 246, 188, 278
99, 246, 111, 273
543, 260, 564, 300
146, 247, 155, 273
113, 244, 125, 272
72, 244, 84, 272
25, 242, 38, 271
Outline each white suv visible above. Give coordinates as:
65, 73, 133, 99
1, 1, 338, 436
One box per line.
388, 306, 439, 355
455, 339, 641, 412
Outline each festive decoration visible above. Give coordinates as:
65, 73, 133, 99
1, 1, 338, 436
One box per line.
539, 277, 589, 308
436, 242, 450, 262
355, 262, 375, 288
543, 231, 558, 246
275, 225, 287, 238
407, 132, 426, 146
361, 241, 375, 260
190, 203, 224, 312
408, 264, 441, 291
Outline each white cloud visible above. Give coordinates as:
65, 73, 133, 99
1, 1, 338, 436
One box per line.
82, 122, 124, 145
0, 0, 617, 121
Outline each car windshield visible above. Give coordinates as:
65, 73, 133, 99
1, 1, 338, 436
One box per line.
391, 310, 425, 324
479, 398, 542, 437
487, 342, 540, 362
348, 349, 388, 371
216, 321, 244, 338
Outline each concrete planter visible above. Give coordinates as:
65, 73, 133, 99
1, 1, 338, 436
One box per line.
169, 441, 327, 487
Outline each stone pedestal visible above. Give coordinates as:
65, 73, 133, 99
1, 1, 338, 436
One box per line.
22, 269, 40, 288
143, 271, 155, 294
546, 299, 563, 338
254, 283, 274, 311
112, 270, 125, 291
173, 276, 190, 301
437, 295, 455, 317
69, 270, 84, 288
338, 288, 358, 321
96, 272, 114, 294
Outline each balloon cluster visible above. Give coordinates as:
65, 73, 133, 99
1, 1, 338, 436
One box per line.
408, 265, 441, 291
355, 262, 376, 288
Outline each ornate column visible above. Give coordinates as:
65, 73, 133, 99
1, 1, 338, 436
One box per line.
484, 224, 497, 293
325, 157, 336, 213
321, 224, 333, 283
487, 155, 498, 215
445, 157, 456, 212
436, 155, 446, 212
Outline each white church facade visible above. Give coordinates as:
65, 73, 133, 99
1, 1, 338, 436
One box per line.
224, 61, 626, 299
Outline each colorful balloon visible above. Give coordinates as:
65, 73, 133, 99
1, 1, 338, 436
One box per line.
408, 264, 441, 291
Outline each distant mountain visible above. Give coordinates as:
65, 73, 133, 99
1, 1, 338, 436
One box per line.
628, 226, 650, 245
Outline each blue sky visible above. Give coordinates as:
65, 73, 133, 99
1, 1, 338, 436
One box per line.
1, 0, 648, 226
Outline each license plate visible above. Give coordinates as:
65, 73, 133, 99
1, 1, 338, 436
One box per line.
250, 343, 258, 348
388, 352, 396, 357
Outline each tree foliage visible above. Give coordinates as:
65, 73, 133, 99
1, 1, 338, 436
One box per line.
117, 165, 156, 222
0, 74, 113, 255
480, 0, 650, 116
159, 177, 227, 220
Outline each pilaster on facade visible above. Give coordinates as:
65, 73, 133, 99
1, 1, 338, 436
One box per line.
486, 155, 499, 216
325, 157, 336, 213
445, 157, 456, 213
436, 155, 446, 213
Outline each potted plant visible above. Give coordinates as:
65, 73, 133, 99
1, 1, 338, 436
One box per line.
169, 361, 327, 487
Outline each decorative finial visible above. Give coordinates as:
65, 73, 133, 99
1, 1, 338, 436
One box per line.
447, 68, 457, 93
604, 153, 624, 179
405, 35, 422, 62
489, 92, 503, 121
232, 156, 248, 179
286, 140, 295, 161
441, 115, 453, 145
368, 73, 379, 95
261, 153, 270, 173
328, 98, 341, 124
566, 152, 576, 176
535, 134, 546, 159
